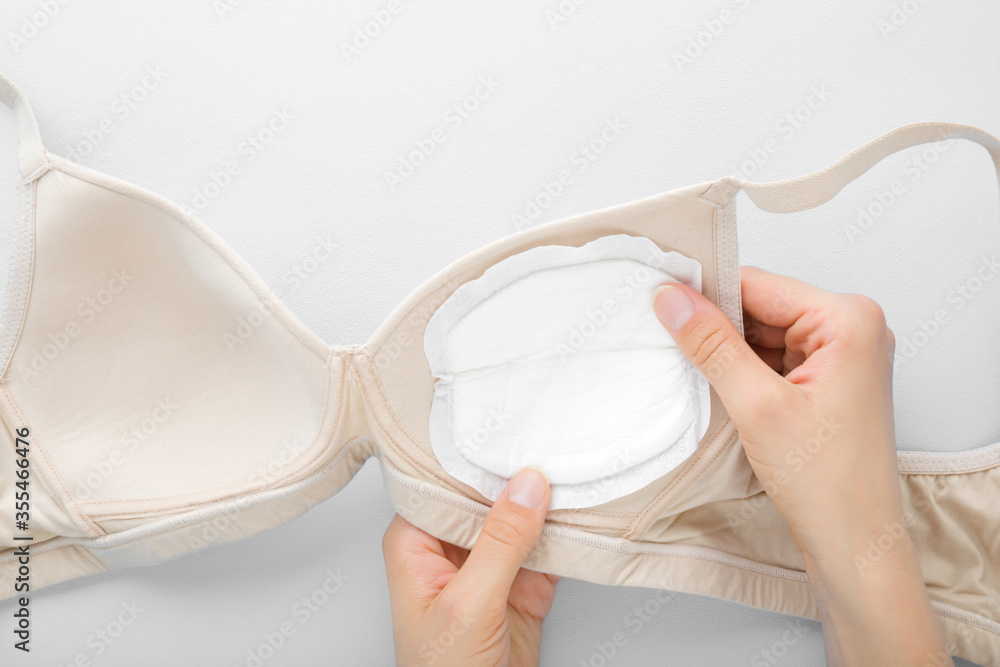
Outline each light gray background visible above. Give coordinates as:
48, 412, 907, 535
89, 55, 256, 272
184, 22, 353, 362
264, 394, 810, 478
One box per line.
0, 1, 997, 665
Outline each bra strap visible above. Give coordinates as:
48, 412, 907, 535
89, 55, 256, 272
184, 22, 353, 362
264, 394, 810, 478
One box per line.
0, 72, 48, 181
700, 122, 1000, 213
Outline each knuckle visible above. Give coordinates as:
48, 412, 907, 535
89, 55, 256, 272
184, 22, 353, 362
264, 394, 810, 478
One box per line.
834, 294, 888, 348
688, 321, 742, 373
481, 515, 528, 550
845, 294, 887, 328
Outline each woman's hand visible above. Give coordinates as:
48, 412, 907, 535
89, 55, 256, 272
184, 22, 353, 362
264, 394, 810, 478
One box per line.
382, 467, 558, 667
653, 266, 951, 667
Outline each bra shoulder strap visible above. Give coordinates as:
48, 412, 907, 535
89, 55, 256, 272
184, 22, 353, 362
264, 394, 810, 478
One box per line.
700, 122, 1000, 213
0, 72, 48, 181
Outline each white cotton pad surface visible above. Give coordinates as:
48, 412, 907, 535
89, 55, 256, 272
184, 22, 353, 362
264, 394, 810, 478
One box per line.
423, 234, 710, 509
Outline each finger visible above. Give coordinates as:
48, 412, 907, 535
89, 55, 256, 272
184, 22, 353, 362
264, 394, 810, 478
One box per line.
652, 282, 788, 423
739, 265, 839, 329
886, 326, 896, 369
450, 467, 550, 607
382, 515, 451, 605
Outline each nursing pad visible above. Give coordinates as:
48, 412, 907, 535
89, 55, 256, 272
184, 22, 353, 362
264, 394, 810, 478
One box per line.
423, 234, 711, 508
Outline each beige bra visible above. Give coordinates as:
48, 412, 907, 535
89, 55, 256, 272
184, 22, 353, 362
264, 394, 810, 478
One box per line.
0, 72, 997, 664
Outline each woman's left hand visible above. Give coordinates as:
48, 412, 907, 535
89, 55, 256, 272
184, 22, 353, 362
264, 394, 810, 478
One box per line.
382, 467, 559, 667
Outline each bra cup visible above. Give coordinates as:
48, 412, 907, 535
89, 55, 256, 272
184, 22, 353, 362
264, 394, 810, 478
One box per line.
4, 163, 333, 516
365, 181, 756, 521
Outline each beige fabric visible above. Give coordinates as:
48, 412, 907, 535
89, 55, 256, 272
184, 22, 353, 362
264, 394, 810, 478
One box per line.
0, 71, 996, 664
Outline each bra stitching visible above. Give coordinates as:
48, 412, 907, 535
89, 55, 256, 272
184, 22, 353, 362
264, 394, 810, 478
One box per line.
353, 349, 462, 495
0, 435, 377, 562
715, 200, 743, 333
623, 205, 730, 538
931, 600, 1000, 637
0, 179, 34, 381
0, 384, 105, 538
46, 158, 329, 362
80, 352, 344, 515
898, 443, 1000, 474
626, 419, 737, 539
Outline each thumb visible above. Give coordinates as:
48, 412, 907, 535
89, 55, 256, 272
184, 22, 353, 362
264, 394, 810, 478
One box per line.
652, 283, 783, 423
451, 467, 550, 606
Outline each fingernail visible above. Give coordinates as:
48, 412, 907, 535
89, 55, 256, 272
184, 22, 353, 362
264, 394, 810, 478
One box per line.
508, 467, 548, 509
653, 285, 694, 330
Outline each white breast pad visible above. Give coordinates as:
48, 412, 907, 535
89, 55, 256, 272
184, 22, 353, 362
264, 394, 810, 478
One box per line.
423, 234, 710, 509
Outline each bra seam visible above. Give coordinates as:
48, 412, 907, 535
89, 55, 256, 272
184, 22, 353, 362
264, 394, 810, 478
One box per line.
351, 349, 466, 496
0, 383, 105, 538
623, 419, 738, 539
0, 435, 377, 562
897, 442, 1000, 474
714, 198, 743, 334
0, 177, 36, 382
45, 157, 330, 362
80, 351, 345, 516
931, 600, 1000, 637
623, 203, 733, 539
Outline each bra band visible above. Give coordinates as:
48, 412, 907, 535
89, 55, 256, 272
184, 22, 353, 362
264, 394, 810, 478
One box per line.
0, 72, 48, 181
700, 121, 1000, 213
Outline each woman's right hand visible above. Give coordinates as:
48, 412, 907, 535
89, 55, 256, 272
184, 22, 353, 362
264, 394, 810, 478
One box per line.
652, 266, 951, 667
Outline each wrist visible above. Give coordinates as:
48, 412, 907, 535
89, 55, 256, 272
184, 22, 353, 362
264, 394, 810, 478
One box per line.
792, 506, 915, 578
